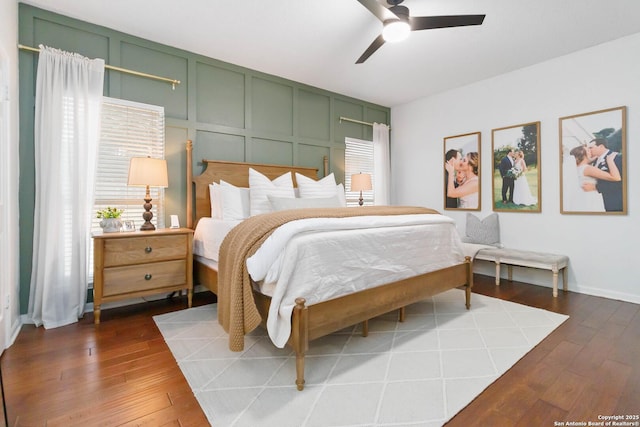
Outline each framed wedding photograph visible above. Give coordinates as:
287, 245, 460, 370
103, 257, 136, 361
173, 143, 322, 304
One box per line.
559, 106, 626, 215
491, 121, 541, 212
443, 132, 481, 211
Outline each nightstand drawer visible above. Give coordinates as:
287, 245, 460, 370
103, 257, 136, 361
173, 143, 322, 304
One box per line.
103, 234, 187, 267
103, 260, 187, 296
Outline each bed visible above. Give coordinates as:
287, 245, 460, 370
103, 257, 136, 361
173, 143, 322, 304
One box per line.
185, 140, 473, 390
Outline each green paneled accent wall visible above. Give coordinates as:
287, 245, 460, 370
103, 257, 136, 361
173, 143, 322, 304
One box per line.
299, 144, 331, 179
249, 138, 294, 165
195, 130, 246, 164
299, 89, 331, 141
164, 125, 189, 224
251, 77, 294, 135
18, 4, 390, 314
196, 63, 245, 128
120, 42, 189, 120
335, 98, 368, 141
34, 18, 110, 67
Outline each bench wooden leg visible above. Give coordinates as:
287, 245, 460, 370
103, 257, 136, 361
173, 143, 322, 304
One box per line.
507, 265, 513, 282
362, 319, 369, 337
562, 267, 568, 293
495, 262, 501, 285
552, 267, 559, 297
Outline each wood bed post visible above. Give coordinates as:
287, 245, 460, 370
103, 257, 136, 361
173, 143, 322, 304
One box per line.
186, 140, 193, 229
323, 155, 329, 177
292, 298, 309, 391
465, 256, 473, 309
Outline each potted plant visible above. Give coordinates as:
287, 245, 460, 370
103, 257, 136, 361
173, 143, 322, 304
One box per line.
96, 207, 124, 233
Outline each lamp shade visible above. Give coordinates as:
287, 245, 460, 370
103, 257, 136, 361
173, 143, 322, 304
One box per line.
127, 157, 168, 187
351, 173, 372, 192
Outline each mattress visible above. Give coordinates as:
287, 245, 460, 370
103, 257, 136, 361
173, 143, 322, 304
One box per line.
193, 218, 241, 262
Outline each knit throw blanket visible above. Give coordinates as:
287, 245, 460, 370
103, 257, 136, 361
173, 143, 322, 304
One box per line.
217, 205, 439, 351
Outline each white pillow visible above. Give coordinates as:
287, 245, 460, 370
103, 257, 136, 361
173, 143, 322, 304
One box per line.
268, 195, 342, 211
220, 180, 251, 220
249, 168, 295, 215
336, 183, 347, 207
295, 172, 337, 198
208, 183, 223, 219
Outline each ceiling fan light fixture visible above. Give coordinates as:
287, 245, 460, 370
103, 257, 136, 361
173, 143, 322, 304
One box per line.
382, 19, 410, 42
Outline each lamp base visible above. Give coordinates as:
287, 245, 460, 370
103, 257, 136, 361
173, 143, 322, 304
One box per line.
140, 192, 156, 231
140, 221, 156, 231
358, 190, 364, 206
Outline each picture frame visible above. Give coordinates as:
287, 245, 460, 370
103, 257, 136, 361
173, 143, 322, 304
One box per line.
559, 106, 626, 215
122, 220, 136, 232
443, 132, 481, 211
491, 121, 541, 212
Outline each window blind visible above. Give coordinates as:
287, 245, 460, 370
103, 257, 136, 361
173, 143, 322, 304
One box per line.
92, 97, 166, 230
345, 137, 374, 206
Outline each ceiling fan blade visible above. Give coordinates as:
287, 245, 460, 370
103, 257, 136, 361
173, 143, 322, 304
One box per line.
410, 14, 485, 31
356, 0, 398, 22
356, 34, 386, 64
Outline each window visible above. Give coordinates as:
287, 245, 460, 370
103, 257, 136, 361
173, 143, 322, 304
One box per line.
88, 97, 165, 279
93, 97, 166, 230
345, 137, 374, 206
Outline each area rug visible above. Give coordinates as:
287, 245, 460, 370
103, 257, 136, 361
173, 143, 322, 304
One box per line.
154, 289, 568, 427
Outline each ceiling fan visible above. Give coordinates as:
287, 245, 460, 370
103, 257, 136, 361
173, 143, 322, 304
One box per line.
355, 0, 485, 63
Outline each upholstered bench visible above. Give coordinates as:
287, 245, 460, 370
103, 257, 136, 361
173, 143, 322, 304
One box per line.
475, 248, 569, 297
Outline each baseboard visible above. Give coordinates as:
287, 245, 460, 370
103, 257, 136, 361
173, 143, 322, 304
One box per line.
473, 260, 640, 304
571, 285, 640, 304
7, 317, 21, 347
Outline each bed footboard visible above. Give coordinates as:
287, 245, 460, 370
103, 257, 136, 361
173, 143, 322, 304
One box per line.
284, 257, 473, 390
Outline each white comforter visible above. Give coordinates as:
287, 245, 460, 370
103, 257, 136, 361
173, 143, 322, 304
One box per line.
244, 213, 465, 347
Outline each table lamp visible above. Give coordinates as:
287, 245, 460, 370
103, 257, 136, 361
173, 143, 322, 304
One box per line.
350, 173, 372, 206
127, 156, 168, 230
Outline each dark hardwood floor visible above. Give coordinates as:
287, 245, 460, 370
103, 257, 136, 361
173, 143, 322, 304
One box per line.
448, 276, 640, 426
1, 275, 638, 426
2, 292, 217, 426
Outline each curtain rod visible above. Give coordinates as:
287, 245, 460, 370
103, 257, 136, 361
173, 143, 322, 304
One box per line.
339, 116, 391, 130
18, 44, 181, 90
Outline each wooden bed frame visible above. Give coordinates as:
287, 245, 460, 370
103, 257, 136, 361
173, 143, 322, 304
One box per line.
185, 140, 473, 390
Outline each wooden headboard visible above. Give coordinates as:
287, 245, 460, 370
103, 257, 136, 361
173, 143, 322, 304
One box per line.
186, 140, 329, 228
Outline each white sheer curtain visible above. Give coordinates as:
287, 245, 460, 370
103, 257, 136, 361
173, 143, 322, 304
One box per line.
28, 46, 104, 328
373, 122, 391, 205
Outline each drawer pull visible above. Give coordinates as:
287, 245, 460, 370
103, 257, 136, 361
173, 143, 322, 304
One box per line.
144, 274, 152, 280
145, 246, 152, 253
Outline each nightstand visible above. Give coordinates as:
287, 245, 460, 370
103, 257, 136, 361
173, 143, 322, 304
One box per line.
92, 228, 193, 324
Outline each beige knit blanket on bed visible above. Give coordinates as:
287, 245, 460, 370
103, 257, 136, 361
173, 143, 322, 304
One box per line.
217, 205, 439, 351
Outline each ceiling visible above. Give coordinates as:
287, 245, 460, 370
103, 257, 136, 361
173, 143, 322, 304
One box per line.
21, 0, 640, 107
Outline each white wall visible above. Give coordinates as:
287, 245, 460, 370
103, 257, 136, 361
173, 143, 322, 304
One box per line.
0, 0, 23, 348
391, 33, 640, 304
